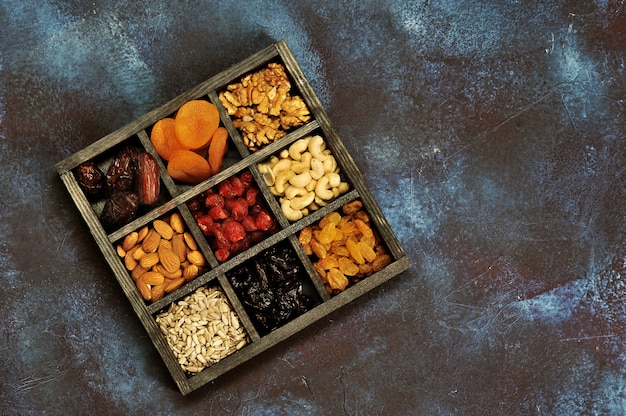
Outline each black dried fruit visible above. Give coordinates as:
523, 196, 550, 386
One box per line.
100, 191, 139, 231
227, 243, 318, 335
75, 161, 105, 199
106, 146, 139, 194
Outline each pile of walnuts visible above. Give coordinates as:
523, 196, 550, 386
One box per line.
219, 63, 310, 152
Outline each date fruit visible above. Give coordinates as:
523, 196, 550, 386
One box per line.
136, 152, 160, 205
106, 145, 139, 194
75, 161, 105, 199
101, 191, 139, 231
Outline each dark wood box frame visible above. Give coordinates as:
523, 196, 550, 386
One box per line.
56, 40, 410, 394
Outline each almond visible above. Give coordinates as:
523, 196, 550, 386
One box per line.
124, 249, 138, 271
137, 225, 149, 242
132, 247, 147, 260
154, 264, 183, 279
131, 265, 148, 281
122, 231, 139, 251
186, 250, 206, 267
151, 283, 166, 302
183, 264, 199, 281
183, 232, 198, 251
139, 251, 160, 269
164, 277, 185, 293
142, 229, 161, 253
169, 212, 185, 234
153, 219, 174, 240
116, 244, 126, 258
172, 234, 188, 262
137, 278, 152, 301
159, 245, 181, 274
142, 271, 165, 285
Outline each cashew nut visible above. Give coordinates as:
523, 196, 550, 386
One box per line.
271, 158, 292, 176
291, 152, 312, 174
326, 172, 341, 188
308, 135, 328, 161
305, 178, 318, 192
289, 170, 312, 188
274, 170, 295, 194
315, 176, 334, 200
258, 162, 275, 186
290, 191, 315, 210
310, 157, 325, 180
288, 137, 310, 161
285, 186, 308, 200
323, 154, 337, 173
281, 199, 303, 221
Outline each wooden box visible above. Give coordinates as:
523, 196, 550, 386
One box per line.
56, 40, 410, 394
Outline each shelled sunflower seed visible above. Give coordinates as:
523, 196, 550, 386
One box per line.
155, 286, 249, 374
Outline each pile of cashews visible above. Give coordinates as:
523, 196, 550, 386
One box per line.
257, 135, 350, 222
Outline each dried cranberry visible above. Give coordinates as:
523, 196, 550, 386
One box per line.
187, 198, 201, 213
222, 219, 246, 243
215, 248, 230, 263
245, 188, 260, 206
196, 214, 217, 236
213, 228, 231, 250
230, 176, 245, 197
241, 215, 258, 232
230, 236, 250, 254
204, 193, 225, 209
218, 179, 238, 199
255, 209, 274, 231
239, 170, 254, 188
226, 198, 248, 221
208, 206, 228, 220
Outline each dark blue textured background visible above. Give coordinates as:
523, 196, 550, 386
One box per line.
1, 1, 625, 414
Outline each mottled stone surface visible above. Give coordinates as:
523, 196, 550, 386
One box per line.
1, 0, 625, 414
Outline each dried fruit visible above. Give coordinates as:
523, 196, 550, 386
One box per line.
208, 127, 229, 174
150, 117, 185, 161
136, 151, 160, 205
75, 161, 106, 199
100, 191, 139, 231
174, 100, 220, 150
106, 145, 138, 194
167, 150, 212, 184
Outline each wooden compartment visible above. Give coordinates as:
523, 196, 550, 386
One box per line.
56, 40, 410, 394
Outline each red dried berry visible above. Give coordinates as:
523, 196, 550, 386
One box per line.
218, 179, 238, 199
213, 228, 231, 249
205, 193, 225, 209
230, 175, 245, 197
230, 235, 250, 254
196, 214, 216, 236
222, 219, 246, 243
239, 170, 254, 188
255, 209, 274, 231
241, 215, 258, 232
245, 188, 259, 206
215, 248, 230, 263
208, 206, 228, 220
226, 198, 248, 221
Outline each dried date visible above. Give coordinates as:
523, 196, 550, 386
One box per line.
101, 191, 139, 231
106, 145, 139, 194
75, 161, 105, 199
136, 151, 160, 205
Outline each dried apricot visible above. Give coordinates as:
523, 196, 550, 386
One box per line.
174, 100, 220, 150
167, 150, 212, 184
208, 127, 229, 174
151, 117, 185, 160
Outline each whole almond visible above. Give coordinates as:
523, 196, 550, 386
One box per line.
172, 234, 188, 262
183, 232, 198, 251
137, 225, 149, 242
142, 229, 161, 253
159, 246, 181, 273
116, 244, 126, 258
124, 252, 138, 271
131, 265, 148, 281
187, 250, 206, 267
183, 264, 199, 281
142, 271, 165, 285
164, 277, 185, 293
151, 283, 166, 302
139, 251, 160, 269
132, 247, 147, 260
169, 212, 185, 234
137, 278, 152, 301
155, 264, 183, 279
122, 231, 139, 251
153, 219, 174, 240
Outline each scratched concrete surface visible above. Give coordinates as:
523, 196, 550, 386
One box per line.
1, 0, 626, 414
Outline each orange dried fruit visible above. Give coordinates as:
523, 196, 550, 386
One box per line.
357, 241, 377, 263
174, 100, 219, 150
167, 150, 212, 184
318, 222, 336, 245
208, 127, 229, 175
151, 117, 186, 160
317, 256, 339, 270
327, 268, 349, 291
346, 239, 365, 265
338, 257, 359, 276
354, 218, 373, 239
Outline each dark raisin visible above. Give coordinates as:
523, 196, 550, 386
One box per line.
106, 146, 139, 194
